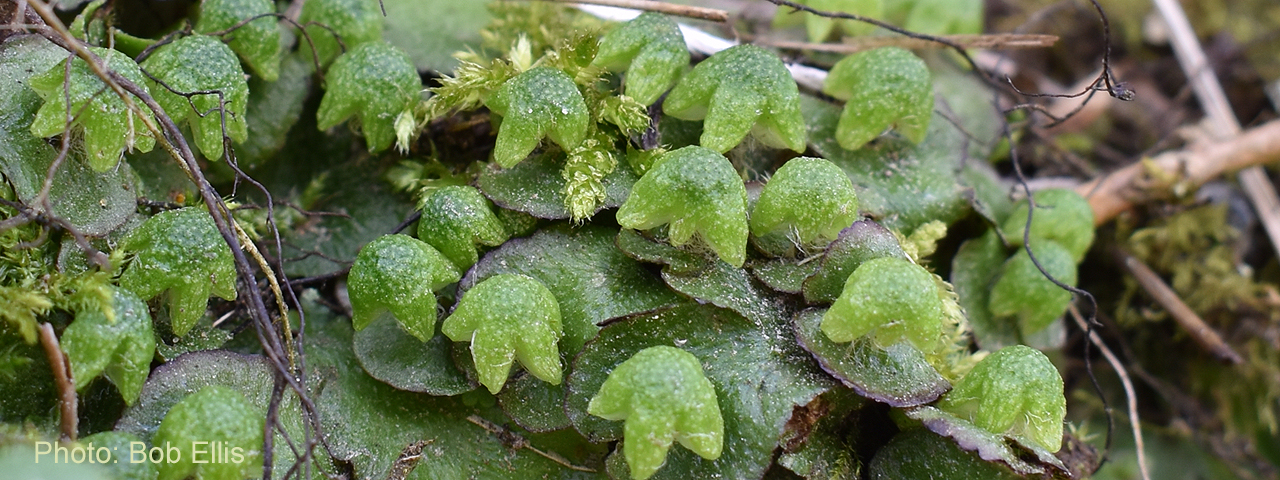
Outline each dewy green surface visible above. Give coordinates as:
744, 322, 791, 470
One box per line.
299, 0, 383, 66
750, 257, 820, 294
0, 35, 71, 199
0, 37, 137, 237
803, 219, 910, 303
823, 47, 932, 150
588, 346, 723, 480
660, 258, 788, 326
937, 345, 1067, 453
616, 146, 749, 267
950, 230, 1020, 349
795, 309, 948, 407
194, 0, 282, 81
463, 225, 680, 356
567, 304, 831, 480
592, 12, 689, 105
822, 257, 945, 352
347, 234, 460, 342
237, 52, 313, 164
442, 273, 564, 394
141, 34, 249, 161
353, 313, 475, 396
998, 188, 1096, 262
416, 185, 508, 270
152, 385, 264, 480
903, 0, 983, 35
270, 149, 414, 278
79, 431, 158, 480
903, 405, 1068, 476
0, 2, 1102, 477
868, 428, 1020, 480
118, 208, 236, 337
302, 309, 605, 479
317, 41, 421, 153
113, 349, 309, 477
663, 44, 806, 153
477, 150, 639, 220
988, 240, 1078, 338
750, 156, 859, 253
615, 228, 711, 275
381, 0, 490, 73
485, 66, 590, 168
27, 47, 156, 171
803, 96, 970, 234
123, 310, 605, 479
60, 287, 156, 405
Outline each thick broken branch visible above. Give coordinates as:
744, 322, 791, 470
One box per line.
1078, 119, 1280, 224
1151, 0, 1280, 260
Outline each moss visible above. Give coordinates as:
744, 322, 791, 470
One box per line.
1120, 204, 1269, 325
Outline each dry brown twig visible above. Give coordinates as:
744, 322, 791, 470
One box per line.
540, 0, 728, 22
1150, 0, 1280, 259
1076, 119, 1280, 225
1112, 249, 1244, 364
1068, 306, 1149, 480
38, 322, 76, 442
15, 2, 338, 476
465, 415, 597, 472
753, 33, 1059, 54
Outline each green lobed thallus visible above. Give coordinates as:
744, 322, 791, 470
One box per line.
347, 234, 460, 342
442, 273, 564, 394
118, 208, 237, 337
588, 345, 724, 480
991, 189, 1094, 338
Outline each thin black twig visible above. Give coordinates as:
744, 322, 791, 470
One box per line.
133, 27, 186, 63
1004, 120, 1112, 472
465, 415, 596, 472
766, 0, 972, 65
284, 208, 423, 288
18, 3, 338, 478
202, 12, 333, 78
134, 13, 331, 82
392, 210, 421, 234
234, 201, 352, 219
767, 0, 1131, 128
0, 197, 109, 267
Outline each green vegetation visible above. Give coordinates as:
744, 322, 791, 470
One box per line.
2, 0, 1276, 479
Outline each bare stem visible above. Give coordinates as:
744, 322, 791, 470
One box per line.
38, 323, 76, 442
465, 415, 596, 472
1068, 306, 1150, 480
1113, 248, 1243, 364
